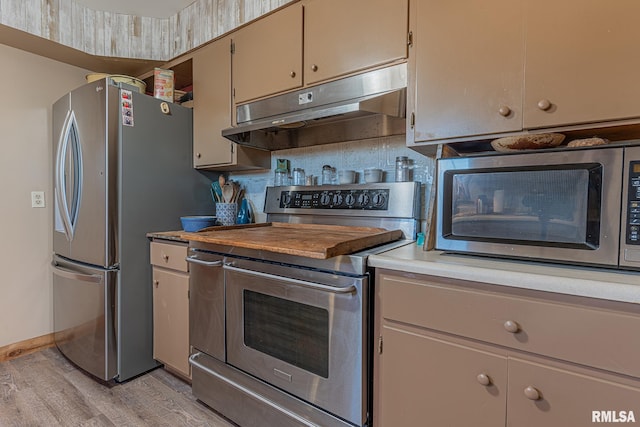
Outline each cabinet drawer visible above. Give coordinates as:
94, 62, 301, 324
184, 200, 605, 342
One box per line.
150, 241, 188, 272
380, 272, 640, 378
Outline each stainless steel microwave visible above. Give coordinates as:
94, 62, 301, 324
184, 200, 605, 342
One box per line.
436, 144, 640, 270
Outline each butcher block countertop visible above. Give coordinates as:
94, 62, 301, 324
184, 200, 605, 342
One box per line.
180, 222, 402, 259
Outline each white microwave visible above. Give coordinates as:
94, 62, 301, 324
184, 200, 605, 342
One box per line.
436, 144, 640, 270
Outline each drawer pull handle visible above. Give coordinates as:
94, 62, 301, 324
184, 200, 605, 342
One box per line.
498, 106, 511, 117
537, 99, 552, 111
524, 386, 541, 401
476, 373, 492, 386
162, 254, 169, 261
503, 320, 520, 333
153, 280, 159, 287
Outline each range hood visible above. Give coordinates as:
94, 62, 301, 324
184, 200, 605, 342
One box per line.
222, 63, 407, 151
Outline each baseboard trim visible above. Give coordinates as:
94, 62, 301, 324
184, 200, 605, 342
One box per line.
0, 333, 55, 362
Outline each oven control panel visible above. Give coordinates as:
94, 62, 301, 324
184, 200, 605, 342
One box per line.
280, 189, 390, 210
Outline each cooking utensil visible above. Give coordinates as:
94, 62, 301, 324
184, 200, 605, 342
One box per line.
211, 181, 223, 203
235, 188, 245, 204
222, 183, 234, 203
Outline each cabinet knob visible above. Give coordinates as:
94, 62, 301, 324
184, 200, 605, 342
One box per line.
476, 373, 492, 386
498, 106, 511, 117
524, 386, 541, 401
162, 254, 169, 261
290, 71, 296, 78
503, 320, 520, 333
537, 99, 552, 111
196, 152, 201, 159
153, 280, 159, 287
311, 64, 318, 72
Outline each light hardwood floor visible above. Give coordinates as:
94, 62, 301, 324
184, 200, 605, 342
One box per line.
0, 348, 236, 427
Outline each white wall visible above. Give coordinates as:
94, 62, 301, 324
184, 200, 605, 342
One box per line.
0, 43, 88, 347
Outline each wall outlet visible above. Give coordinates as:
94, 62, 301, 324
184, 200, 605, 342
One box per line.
31, 191, 45, 208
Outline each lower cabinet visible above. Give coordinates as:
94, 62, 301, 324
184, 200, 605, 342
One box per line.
380, 326, 507, 426
374, 270, 640, 426
150, 240, 190, 378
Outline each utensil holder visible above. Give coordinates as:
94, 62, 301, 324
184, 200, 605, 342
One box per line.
216, 203, 237, 226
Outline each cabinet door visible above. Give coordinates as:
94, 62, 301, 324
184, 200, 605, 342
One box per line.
303, 0, 408, 86
378, 326, 507, 427
410, 0, 523, 143
507, 357, 640, 427
232, 3, 303, 104
153, 267, 190, 378
192, 37, 233, 168
523, 0, 640, 129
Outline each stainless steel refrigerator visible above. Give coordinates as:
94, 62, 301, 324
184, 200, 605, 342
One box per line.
51, 79, 211, 382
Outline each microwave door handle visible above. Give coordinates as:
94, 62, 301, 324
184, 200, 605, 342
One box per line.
223, 264, 357, 294
189, 353, 316, 427
185, 256, 223, 267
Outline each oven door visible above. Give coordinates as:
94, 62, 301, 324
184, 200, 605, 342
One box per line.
224, 257, 368, 426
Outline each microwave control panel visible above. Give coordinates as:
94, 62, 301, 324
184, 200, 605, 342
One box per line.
627, 161, 640, 244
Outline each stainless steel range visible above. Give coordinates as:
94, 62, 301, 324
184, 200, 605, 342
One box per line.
187, 182, 421, 427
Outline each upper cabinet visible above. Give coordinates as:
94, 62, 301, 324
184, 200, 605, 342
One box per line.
232, 4, 304, 104
303, 0, 408, 86
232, 0, 409, 105
192, 36, 270, 170
523, 0, 640, 129
408, 0, 524, 143
408, 0, 640, 149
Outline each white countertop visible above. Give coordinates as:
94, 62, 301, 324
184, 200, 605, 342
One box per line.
368, 244, 640, 304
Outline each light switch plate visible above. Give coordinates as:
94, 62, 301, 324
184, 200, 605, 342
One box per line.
31, 191, 45, 208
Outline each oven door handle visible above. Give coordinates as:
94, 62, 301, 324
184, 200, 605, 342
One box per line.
185, 256, 223, 267
189, 352, 316, 427
223, 264, 357, 294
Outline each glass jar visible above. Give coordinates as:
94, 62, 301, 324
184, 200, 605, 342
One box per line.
293, 168, 306, 186
322, 165, 336, 185
274, 170, 288, 186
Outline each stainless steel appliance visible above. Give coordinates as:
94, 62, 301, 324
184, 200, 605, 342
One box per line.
436, 143, 640, 269
222, 63, 406, 150
52, 78, 211, 382
188, 182, 421, 427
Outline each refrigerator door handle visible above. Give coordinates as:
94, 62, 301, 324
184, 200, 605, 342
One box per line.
55, 109, 83, 241
51, 262, 103, 284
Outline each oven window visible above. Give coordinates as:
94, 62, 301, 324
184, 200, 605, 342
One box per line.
243, 290, 329, 378
445, 165, 601, 248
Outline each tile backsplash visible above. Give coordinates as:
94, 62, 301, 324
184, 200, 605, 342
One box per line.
229, 135, 436, 230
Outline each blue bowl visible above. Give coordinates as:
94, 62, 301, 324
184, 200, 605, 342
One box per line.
180, 216, 218, 232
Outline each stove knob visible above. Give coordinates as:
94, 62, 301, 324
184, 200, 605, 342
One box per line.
345, 193, 356, 206
320, 193, 331, 206
372, 193, 386, 207
281, 193, 292, 207
358, 193, 371, 206
332, 194, 344, 205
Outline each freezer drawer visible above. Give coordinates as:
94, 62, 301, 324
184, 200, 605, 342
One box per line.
52, 255, 117, 381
